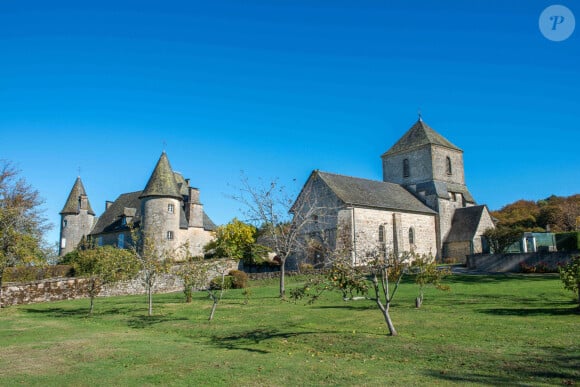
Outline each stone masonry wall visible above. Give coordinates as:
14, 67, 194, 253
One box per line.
1, 259, 237, 307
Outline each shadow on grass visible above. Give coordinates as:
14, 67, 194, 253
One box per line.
446, 273, 559, 284
426, 348, 579, 385
210, 328, 320, 354
22, 307, 90, 317
127, 314, 188, 329
480, 305, 579, 316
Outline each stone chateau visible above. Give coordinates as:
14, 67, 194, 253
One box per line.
292, 118, 495, 264
59, 152, 215, 257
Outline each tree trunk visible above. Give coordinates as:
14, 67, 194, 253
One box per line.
279, 258, 286, 299
0, 272, 3, 309
415, 291, 423, 308
383, 304, 398, 336
209, 297, 218, 321
89, 296, 95, 314
148, 285, 153, 316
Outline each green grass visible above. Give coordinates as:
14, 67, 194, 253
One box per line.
0, 274, 578, 386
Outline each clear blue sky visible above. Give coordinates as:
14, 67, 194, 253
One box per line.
1, 1, 578, 246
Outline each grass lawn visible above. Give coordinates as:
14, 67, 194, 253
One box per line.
0, 274, 578, 386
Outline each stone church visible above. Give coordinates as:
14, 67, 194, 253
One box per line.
291, 118, 495, 264
59, 152, 216, 258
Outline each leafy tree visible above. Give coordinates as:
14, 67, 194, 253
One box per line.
62, 246, 139, 314
0, 161, 51, 308
410, 255, 451, 308
483, 227, 522, 253
559, 255, 580, 309
203, 218, 257, 260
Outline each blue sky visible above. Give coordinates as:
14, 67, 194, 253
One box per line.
1, 1, 578, 246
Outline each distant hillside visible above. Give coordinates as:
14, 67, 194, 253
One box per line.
491, 194, 580, 232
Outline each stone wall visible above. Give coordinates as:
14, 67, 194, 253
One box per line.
466, 251, 576, 272
0, 259, 238, 307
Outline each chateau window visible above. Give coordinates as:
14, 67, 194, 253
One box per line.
118, 234, 125, 249
403, 158, 410, 178
378, 225, 385, 243
408, 227, 415, 245
61, 238, 66, 249
167, 231, 174, 240
121, 217, 127, 226
446, 156, 452, 175
62, 219, 67, 228
168, 204, 174, 213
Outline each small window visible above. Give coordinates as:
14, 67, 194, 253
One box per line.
118, 233, 125, 248
168, 204, 174, 213
61, 238, 66, 249
62, 219, 68, 228
408, 227, 415, 245
403, 158, 410, 178
378, 225, 385, 243
121, 217, 127, 226
167, 231, 174, 240
446, 156, 452, 175
450, 192, 456, 202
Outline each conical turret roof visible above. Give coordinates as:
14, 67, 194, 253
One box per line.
140, 152, 182, 200
60, 177, 95, 215
382, 119, 462, 157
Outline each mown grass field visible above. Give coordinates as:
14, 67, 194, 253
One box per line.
0, 274, 578, 386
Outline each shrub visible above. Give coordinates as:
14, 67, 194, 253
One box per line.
229, 270, 248, 289
556, 232, 580, 251
559, 255, 580, 307
299, 263, 314, 273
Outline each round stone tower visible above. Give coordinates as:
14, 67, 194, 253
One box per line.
139, 152, 183, 254
59, 177, 96, 256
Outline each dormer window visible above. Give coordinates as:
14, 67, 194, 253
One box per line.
446, 156, 452, 175
168, 204, 174, 213
403, 158, 410, 178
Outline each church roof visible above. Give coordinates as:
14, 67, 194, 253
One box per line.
60, 177, 95, 215
315, 171, 436, 214
382, 119, 462, 157
140, 152, 182, 200
445, 205, 487, 242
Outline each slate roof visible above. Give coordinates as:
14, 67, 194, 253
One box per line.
445, 205, 487, 242
415, 181, 475, 203
140, 152, 182, 200
90, 190, 217, 235
315, 171, 436, 214
382, 119, 462, 157
90, 191, 142, 235
60, 177, 96, 215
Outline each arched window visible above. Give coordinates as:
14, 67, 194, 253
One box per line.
446, 156, 452, 175
403, 158, 410, 178
378, 225, 385, 243
408, 227, 415, 245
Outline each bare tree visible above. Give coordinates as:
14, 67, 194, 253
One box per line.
0, 161, 51, 308
232, 174, 324, 298
130, 228, 172, 316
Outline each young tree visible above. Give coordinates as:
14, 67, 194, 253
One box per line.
0, 161, 51, 308
232, 175, 320, 298
130, 228, 172, 316
409, 255, 451, 308
559, 255, 580, 309
62, 246, 139, 314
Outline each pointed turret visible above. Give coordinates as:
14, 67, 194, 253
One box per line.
140, 152, 182, 200
60, 177, 95, 215
59, 177, 96, 256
